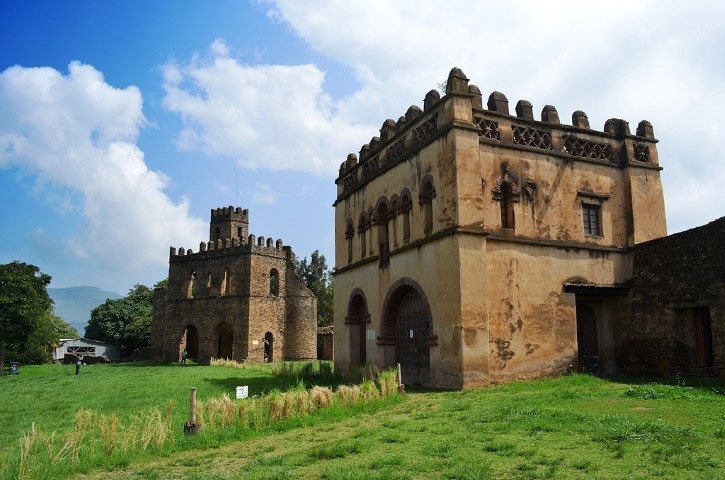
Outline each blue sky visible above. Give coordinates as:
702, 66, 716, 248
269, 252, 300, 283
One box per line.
1, 0, 724, 294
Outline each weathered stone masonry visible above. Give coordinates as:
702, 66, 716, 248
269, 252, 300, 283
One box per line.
616, 217, 724, 375
150, 206, 317, 364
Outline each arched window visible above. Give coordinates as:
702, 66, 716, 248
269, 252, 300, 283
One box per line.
269, 269, 279, 296
492, 162, 520, 232
345, 220, 354, 264
376, 203, 390, 267
187, 271, 197, 299
500, 182, 515, 230
399, 193, 411, 242
419, 179, 436, 237
206, 272, 212, 289
221, 268, 229, 296
390, 198, 399, 247
359, 213, 367, 258
367, 208, 375, 255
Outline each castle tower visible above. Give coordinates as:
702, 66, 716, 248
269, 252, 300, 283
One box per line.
209, 206, 249, 243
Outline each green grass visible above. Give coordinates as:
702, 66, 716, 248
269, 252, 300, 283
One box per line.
2, 366, 724, 479
0, 362, 333, 450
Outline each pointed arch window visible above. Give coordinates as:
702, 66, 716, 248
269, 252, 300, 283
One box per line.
345, 220, 354, 264
419, 178, 436, 237
492, 162, 521, 232
269, 269, 279, 296
359, 213, 367, 258
401, 192, 411, 242
390, 198, 399, 247
187, 271, 197, 299
376, 203, 390, 268
221, 268, 229, 296
500, 182, 515, 229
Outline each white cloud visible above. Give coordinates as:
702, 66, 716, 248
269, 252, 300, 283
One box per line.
250, 183, 279, 205
0, 62, 206, 271
262, 0, 725, 233
161, 42, 370, 175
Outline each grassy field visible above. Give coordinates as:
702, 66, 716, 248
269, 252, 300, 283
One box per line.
2, 364, 724, 479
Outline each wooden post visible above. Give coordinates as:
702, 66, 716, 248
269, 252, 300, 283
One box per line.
190, 387, 197, 423
396, 363, 405, 393
184, 386, 199, 435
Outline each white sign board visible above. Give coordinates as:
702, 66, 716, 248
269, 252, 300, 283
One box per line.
409, 329, 414, 339
236, 386, 249, 399
252, 340, 259, 345
367, 329, 376, 341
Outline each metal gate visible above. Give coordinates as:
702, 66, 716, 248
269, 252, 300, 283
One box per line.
395, 288, 430, 384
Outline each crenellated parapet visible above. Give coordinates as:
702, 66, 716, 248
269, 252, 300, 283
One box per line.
336, 67, 659, 201
169, 234, 287, 262
211, 206, 249, 223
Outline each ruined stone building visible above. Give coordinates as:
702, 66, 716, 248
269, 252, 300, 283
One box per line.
619, 217, 724, 376
150, 207, 317, 364
333, 67, 672, 388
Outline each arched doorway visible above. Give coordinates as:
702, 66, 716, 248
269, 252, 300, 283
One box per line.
180, 324, 199, 361
264, 332, 274, 362
347, 292, 368, 365
576, 304, 599, 373
215, 322, 233, 360
383, 282, 432, 385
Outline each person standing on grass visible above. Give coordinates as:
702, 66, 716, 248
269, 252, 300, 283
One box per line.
75, 354, 83, 375
181, 349, 188, 366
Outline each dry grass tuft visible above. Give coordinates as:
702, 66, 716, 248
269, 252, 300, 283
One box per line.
310, 386, 334, 409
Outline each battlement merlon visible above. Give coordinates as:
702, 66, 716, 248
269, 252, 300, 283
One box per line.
335, 67, 660, 200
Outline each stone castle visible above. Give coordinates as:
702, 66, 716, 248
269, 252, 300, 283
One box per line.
150, 207, 317, 364
333, 67, 674, 388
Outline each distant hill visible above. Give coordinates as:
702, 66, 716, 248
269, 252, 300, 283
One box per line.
48, 286, 123, 334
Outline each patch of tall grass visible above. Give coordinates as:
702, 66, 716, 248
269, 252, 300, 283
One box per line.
9, 367, 400, 479
209, 357, 248, 369
270, 360, 336, 380
17, 402, 174, 479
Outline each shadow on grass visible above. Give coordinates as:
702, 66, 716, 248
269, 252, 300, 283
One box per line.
403, 373, 725, 396
203, 375, 308, 395
109, 361, 186, 368
597, 374, 725, 394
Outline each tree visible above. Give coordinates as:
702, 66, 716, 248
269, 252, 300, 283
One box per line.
296, 251, 334, 326
85, 283, 154, 357
0, 261, 74, 371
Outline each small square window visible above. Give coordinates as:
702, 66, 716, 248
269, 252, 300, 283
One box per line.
582, 204, 601, 236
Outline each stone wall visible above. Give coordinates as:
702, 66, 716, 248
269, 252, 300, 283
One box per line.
616, 217, 724, 375
283, 259, 318, 360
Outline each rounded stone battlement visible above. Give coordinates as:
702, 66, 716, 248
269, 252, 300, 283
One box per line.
335, 67, 659, 200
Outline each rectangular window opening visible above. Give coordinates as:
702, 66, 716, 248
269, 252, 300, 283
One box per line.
583, 204, 601, 236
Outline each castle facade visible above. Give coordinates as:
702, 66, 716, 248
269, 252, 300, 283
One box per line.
151, 207, 317, 364
333, 68, 668, 388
